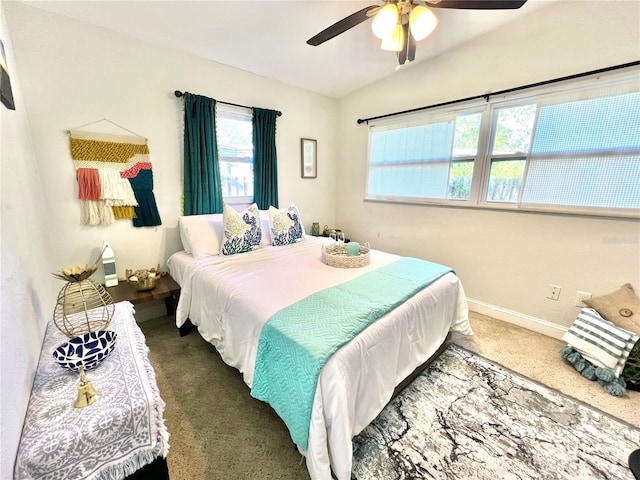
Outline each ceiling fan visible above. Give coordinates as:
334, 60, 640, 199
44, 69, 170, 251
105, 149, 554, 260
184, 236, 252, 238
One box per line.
307, 0, 528, 67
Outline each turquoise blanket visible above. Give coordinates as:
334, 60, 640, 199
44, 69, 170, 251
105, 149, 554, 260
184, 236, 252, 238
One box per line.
250, 257, 453, 450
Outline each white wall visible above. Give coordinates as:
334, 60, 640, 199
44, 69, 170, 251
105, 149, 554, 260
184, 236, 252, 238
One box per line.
1, 1, 339, 475
0, 3, 55, 477
335, 0, 640, 329
4, 2, 337, 293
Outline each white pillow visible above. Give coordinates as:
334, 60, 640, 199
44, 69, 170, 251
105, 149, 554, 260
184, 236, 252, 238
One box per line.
178, 214, 224, 258
220, 203, 262, 256
269, 204, 305, 246
259, 210, 272, 246
178, 219, 193, 254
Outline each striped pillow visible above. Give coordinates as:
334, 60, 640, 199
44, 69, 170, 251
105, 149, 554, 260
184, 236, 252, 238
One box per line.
563, 308, 639, 378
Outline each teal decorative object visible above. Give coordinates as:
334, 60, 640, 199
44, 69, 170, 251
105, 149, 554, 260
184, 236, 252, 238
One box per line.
347, 242, 360, 256
560, 346, 627, 396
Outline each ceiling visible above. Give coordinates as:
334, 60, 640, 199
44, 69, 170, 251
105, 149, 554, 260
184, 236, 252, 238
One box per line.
18, 0, 548, 98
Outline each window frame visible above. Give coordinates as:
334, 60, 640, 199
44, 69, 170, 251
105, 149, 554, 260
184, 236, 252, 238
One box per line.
364, 68, 640, 219
475, 97, 538, 210
455, 106, 491, 205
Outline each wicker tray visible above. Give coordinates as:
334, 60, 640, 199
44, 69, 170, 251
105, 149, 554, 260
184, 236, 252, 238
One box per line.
322, 242, 370, 268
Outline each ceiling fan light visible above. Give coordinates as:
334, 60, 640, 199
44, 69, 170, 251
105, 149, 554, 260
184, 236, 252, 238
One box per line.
372, 3, 399, 40
380, 24, 404, 52
409, 5, 438, 41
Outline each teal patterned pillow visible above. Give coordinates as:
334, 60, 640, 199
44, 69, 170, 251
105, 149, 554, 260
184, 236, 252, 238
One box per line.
221, 203, 262, 256
269, 204, 305, 246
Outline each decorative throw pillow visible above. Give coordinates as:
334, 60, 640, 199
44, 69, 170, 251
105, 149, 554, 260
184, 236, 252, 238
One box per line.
269, 204, 305, 246
562, 307, 639, 378
220, 203, 262, 256
584, 283, 640, 335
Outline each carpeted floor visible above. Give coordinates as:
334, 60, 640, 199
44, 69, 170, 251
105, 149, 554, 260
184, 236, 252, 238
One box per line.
140, 317, 310, 480
139, 311, 639, 480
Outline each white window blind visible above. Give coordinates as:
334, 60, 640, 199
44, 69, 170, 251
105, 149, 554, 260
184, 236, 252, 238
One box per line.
366, 113, 455, 201
363, 66, 639, 217
519, 84, 640, 211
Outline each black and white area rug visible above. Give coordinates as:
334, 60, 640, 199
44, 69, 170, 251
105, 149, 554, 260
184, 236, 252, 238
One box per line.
352, 344, 640, 480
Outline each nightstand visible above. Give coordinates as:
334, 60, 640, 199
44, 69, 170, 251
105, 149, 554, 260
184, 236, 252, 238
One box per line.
15, 302, 170, 479
106, 274, 180, 316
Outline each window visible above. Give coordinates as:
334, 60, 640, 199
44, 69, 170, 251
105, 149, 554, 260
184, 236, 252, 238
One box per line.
485, 104, 536, 203
365, 69, 640, 217
450, 111, 482, 200
367, 113, 455, 201
366, 110, 483, 202
216, 104, 254, 203
519, 90, 640, 210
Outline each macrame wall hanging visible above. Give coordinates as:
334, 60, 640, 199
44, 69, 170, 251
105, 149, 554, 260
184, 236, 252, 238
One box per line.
66, 119, 162, 227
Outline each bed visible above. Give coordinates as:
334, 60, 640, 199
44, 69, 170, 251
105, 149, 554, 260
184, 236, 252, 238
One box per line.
168, 206, 472, 480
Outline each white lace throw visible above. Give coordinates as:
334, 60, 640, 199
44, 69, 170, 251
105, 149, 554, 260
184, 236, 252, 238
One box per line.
14, 302, 170, 480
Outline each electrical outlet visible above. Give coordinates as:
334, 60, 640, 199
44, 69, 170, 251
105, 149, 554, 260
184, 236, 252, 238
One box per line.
547, 284, 561, 301
575, 291, 592, 307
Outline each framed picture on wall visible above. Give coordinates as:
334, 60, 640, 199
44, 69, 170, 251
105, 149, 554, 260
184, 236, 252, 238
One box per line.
0, 39, 15, 110
301, 138, 317, 179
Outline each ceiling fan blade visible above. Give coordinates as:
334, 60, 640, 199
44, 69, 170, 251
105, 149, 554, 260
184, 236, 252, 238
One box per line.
427, 0, 527, 9
307, 5, 381, 46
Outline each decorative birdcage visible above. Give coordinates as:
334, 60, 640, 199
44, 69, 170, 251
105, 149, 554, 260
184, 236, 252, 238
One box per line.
52, 263, 114, 338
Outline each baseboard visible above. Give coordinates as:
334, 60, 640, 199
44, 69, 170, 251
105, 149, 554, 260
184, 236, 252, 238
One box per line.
467, 298, 567, 340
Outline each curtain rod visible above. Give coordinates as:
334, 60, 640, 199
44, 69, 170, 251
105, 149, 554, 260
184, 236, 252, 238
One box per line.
356, 60, 640, 125
174, 90, 282, 116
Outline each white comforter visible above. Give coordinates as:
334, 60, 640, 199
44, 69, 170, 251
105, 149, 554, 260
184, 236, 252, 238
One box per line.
169, 236, 472, 480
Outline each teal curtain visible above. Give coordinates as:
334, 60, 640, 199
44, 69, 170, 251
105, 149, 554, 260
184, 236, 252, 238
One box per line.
252, 107, 279, 209
183, 92, 223, 215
